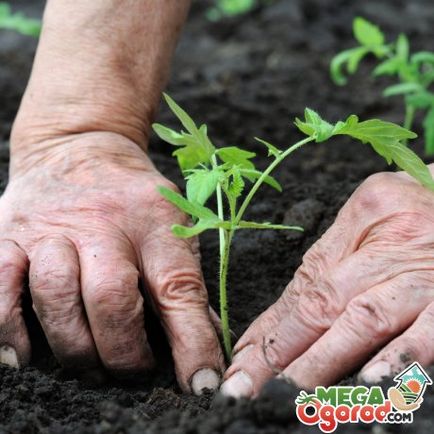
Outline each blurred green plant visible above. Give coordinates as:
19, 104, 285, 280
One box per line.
207, 0, 256, 20
331, 17, 434, 155
0, 2, 41, 37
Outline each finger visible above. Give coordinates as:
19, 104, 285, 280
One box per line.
141, 214, 224, 395
222, 248, 400, 398
359, 300, 434, 383
80, 238, 154, 376
282, 272, 434, 389
29, 236, 99, 369
0, 240, 30, 367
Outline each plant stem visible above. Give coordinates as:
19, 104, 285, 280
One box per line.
219, 229, 233, 360
212, 154, 233, 360
235, 136, 314, 224
404, 104, 416, 131
403, 104, 416, 146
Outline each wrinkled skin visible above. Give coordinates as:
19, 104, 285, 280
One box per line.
0, 132, 224, 392
222, 170, 434, 397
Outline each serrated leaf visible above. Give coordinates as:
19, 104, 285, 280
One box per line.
335, 118, 434, 189
217, 146, 256, 170
163, 93, 198, 136
353, 17, 385, 47
227, 166, 245, 199
423, 107, 434, 155
155, 94, 216, 171
239, 168, 282, 192
383, 82, 422, 97
237, 221, 304, 231
158, 186, 219, 220
186, 168, 220, 206
254, 137, 282, 157
295, 108, 335, 142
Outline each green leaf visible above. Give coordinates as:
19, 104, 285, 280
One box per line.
186, 168, 221, 206
411, 52, 434, 65
227, 166, 245, 199
152, 124, 185, 146
383, 82, 422, 97
295, 108, 335, 142
423, 107, 434, 155
237, 221, 304, 231
335, 118, 434, 190
406, 91, 434, 109
330, 48, 367, 86
373, 57, 402, 76
254, 137, 282, 157
396, 33, 410, 61
217, 146, 256, 170
0, 2, 41, 37
155, 94, 216, 171
239, 168, 282, 192
158, 186, 220, 220
171, 220, 220, 238
163, 93, 199, 136
353, 17, 385, 47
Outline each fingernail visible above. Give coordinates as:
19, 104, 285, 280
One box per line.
0, 345, 19, 368
360, 361, 391, 384
220, 370, 253, 398
232, 344, 254, 364
191, 368, 221, 395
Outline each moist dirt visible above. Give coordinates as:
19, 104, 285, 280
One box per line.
1, 0, 434, 432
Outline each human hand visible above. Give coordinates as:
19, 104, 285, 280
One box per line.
221, 170, 434, 397
0, 132, 223, 394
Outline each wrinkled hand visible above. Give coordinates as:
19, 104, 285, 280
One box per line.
0, 133, 224, 393
221, 170, 434, 397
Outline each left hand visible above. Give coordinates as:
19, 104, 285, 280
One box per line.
221, 170, 434, 398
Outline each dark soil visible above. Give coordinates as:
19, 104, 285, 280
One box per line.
1, 0, 434, 433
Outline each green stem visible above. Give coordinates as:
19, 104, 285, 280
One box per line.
211, 154, 233, 360
219, 229, 233, 360
403, 104, 416, 146
235, 136, 314, 224
404, 104, 415, 131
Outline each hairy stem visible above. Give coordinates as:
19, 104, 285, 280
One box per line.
219, 229, 233, 360
235, 136, 314, 224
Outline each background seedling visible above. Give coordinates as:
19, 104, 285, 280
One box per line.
153, 94, 434, 360
206, 0, 274, 21
0, 2, 41, 37
331, 17, 434, 154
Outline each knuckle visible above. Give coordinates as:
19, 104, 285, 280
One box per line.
0, 243, 27, 277
297, 244, 328, 285
343, 295, 393, 341
30, 265, 78, 295
156, 269, 207, 310
352, 172, 397, 213
295, 279, 339, 332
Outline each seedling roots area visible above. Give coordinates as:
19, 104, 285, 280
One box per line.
1, 0, 434, 433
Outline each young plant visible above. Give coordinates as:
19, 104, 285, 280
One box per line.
0, 2, 41, 37
331, 17, 434, 154
153, 94, 434, 360
207, 0, 256, 21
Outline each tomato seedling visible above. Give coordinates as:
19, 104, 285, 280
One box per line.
153, 94, 434, 360
331, 17, 434, 154
0, 2, 41, 37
